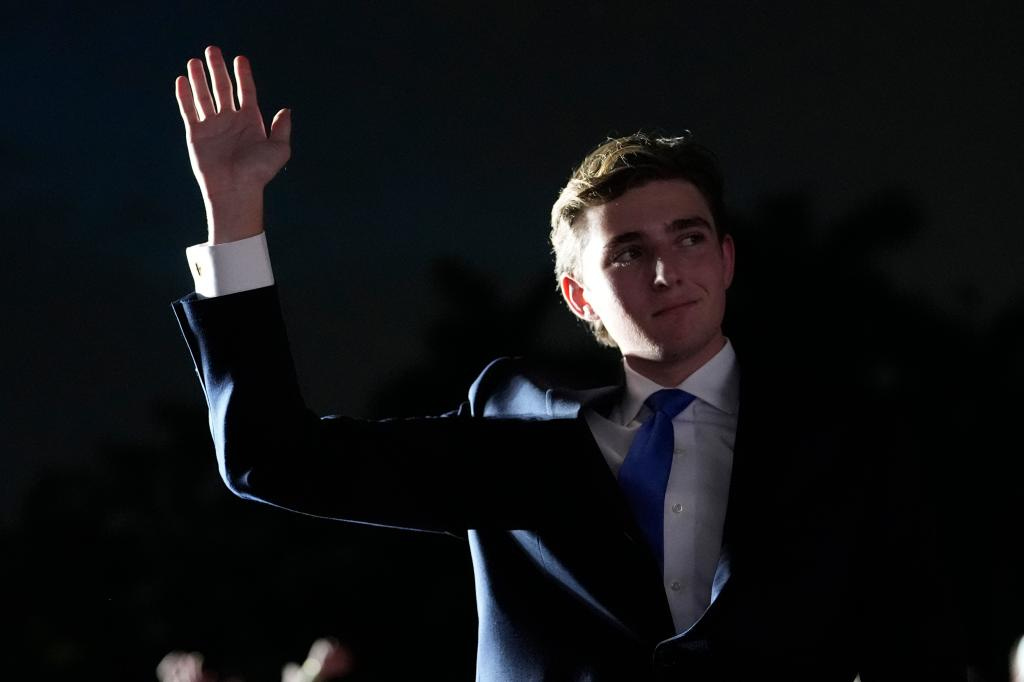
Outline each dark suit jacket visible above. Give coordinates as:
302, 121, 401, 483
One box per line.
173, 285, 966, 681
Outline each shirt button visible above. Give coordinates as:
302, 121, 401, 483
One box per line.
674, 447, 685, 455
670, 581, 682, 591
672, 503, 684, 514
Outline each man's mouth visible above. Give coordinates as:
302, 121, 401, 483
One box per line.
653, 300, 699, 317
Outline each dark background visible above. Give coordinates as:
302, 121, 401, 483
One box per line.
3, 1, 1022, 680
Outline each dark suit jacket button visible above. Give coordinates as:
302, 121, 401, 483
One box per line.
654, 646, 679, 668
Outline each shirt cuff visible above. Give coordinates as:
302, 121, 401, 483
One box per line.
185, 232, 275, 298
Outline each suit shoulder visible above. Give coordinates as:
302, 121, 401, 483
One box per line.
467, 357, 554, 418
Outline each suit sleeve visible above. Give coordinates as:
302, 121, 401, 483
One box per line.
171, 285, 610, 533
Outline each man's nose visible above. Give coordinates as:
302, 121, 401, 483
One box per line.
652, 257, 678, 288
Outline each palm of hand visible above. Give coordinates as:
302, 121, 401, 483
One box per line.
175, 46, 291, 201
187, 107, 289, 199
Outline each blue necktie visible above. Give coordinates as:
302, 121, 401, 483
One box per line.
618, 389, 697, 567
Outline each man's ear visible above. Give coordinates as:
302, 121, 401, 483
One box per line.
721, 234, 736, 289
561, 274, 599, 322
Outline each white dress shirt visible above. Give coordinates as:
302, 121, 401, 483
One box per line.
186, 234, 739, 633
584, 345, 739, 633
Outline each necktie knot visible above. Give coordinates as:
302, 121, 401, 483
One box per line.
644, 388, 696, 420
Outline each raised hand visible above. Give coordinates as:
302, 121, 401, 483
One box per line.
175, 46, 291, 244
280, 637, 353, 682
155, 651, 220, 682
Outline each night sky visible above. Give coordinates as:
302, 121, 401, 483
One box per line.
4, 2, 1023, 680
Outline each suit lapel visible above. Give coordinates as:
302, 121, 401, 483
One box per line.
670, 354, 805, 646
540, 383, 678, 642
471, 361, 678, 642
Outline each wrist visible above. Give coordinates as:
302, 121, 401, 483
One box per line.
203, 189, 265, 245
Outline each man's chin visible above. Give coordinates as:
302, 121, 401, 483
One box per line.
651, 333, 724, 365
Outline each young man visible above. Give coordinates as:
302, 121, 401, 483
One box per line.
173, 46, 966, 681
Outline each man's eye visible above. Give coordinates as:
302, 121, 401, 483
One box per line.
680, 233, 706, 247
611, 247, 641, 264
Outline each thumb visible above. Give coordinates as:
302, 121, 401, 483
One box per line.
270, 108, 291, 145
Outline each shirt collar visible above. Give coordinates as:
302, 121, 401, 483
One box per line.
617, 339, 740, 424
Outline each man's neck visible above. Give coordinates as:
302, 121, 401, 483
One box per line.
623, 335, 728, 388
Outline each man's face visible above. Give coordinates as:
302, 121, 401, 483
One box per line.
562, 178, 735, 370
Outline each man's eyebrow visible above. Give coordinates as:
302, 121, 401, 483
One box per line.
602, 216, 714, 252
667, 216, 713, 231
604, 231, 643, 250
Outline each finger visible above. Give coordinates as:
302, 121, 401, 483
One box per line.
186, 57, 215, 120
281, 662, 301, 682
205, 45, 236, 114
174, 76, 199, 126
183, 652, 205, 682
234, 55, 259, 111
155, 652, 180, 680
269, 108, 291, 145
